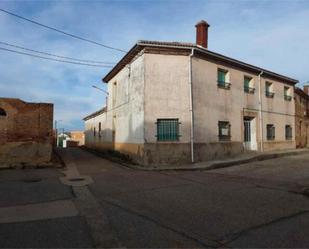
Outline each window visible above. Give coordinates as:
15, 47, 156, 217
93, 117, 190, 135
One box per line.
266, 124, 275, 140
285, 125, 292, 140
244, 76, 255, 94
284, 86, 292, 101
265, 82, 274, 98
0, 108, 6, 116
99, 122, 102, 138
93, 127, 96, 137
218, 121, 231, 141
156, 119, 180, 141
112, 82, 117, 107
217, 69, 230, 89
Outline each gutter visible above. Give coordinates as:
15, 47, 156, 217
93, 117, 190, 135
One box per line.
258, 71, 264, 152
189, 48, 195, 163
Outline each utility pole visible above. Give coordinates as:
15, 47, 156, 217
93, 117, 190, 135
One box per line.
54, 120, 62, 147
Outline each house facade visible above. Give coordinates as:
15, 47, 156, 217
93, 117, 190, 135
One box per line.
294, 86, 309, 148
70, 131, 85, 146
0, 98, 53, 167
84, 21, 298, 166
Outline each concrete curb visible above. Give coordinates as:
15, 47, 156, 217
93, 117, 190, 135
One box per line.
205, 149, 309, 171
100, 149, 309, 172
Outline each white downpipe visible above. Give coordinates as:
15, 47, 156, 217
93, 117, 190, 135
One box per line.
258, 71, 264, 152
189, 49, 195, 163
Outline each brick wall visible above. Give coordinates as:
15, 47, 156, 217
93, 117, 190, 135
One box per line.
0, 98, 53, 167
294, 89, 309, 148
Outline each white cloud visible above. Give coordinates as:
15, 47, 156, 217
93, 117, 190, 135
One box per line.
0, 0, 309, 130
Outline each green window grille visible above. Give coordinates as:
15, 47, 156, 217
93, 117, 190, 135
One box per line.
244, 76, 254, 93
284, 86, 292, 101
266, 124, 275, 140
265, 82, 274, 97
244, 76, 250, 88
218, 69, 226, 82
285, 125, 292, 140
156, 119, 180, 141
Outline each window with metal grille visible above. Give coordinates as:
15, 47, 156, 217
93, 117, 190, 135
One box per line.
267, 124, 275, 140
218, 121, 231, 141
285, 125, 292, 140
284, 86, 292, 101
156, 119, 180, 141
217, 69, 231, 89
244, 76, 255, 94
265, 82, 274, 98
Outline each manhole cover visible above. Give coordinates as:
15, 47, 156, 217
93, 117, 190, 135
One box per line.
68, 177, 85, 182
22, 178, 42, 183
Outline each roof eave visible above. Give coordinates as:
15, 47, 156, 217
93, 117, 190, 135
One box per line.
102, 41, 298, 85
102, 43, 140, 83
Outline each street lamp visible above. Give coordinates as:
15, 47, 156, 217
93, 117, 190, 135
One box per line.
92, 85, 109, 95
92, 85, 109, 107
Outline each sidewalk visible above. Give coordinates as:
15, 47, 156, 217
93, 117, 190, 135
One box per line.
0, 167, 94, 248
127, 148, 309, 171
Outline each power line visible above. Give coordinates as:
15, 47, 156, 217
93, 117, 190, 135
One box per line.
0, 8, 127, 53
0, 41, 115, 65
0, 46, 113, 68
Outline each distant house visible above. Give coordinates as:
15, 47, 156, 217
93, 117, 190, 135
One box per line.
57, 132, 70, 148
69, 131, 85, 146
294, 86, 309, 148
84, 20, 298, 166
0, 98, 53, 167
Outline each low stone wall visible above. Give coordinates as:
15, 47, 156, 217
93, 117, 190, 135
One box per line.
0, 141, 52, 168
194, 142, 244, 162
262, 140, 296, 151
143, 143, 191, 166
85, 141, 245, 166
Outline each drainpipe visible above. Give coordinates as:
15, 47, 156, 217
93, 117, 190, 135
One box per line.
189, 49, 195, 163
258, 71, 264, 152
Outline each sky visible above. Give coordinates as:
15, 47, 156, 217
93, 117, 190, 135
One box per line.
0, 0, 309, 131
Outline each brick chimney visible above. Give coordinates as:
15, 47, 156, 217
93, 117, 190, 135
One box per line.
304, 85, 309, 95
195, 20, 210, 49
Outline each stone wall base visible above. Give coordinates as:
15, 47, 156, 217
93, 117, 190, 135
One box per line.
85, 140, 296, 167
0, 142, 52, 168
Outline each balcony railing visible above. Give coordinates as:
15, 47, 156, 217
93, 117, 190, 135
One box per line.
217, 80, 231, 89
284, 95, 292, 101
244, 86, 255, 94
265, 91, 275, 98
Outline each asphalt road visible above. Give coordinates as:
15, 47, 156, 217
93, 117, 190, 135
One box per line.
66, 148, 309, 248
0, 167, 94, 248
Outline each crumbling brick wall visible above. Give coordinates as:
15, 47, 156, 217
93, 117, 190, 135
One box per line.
0, 98, 53, 167
295, 89, 309, 148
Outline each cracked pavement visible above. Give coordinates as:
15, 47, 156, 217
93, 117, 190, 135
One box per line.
65, 148, 309, 248
2, 148, 309, 248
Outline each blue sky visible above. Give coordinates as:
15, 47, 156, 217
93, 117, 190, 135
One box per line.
0, 0, 309, 131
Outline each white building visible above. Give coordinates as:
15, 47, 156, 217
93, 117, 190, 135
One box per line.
84, 20, 298, 166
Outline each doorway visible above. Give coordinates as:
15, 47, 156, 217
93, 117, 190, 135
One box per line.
244, 117, 257, 151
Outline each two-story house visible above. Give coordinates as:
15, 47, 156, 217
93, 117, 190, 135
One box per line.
84, 20, 298, 166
